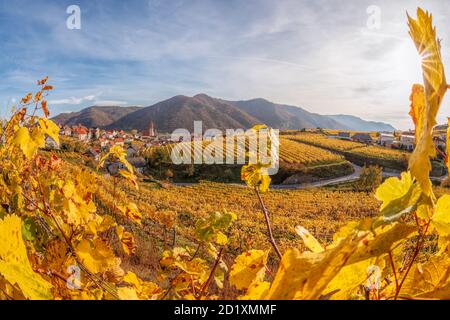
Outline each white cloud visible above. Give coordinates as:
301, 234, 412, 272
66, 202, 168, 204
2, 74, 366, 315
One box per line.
93, 100, 128, 106
48, 95, 97, 105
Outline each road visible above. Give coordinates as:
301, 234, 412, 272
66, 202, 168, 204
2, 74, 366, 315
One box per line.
171, 162, 448, 190
172, 164, 409, 190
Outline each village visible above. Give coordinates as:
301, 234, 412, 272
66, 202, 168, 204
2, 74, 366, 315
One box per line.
46, 121, 175, 175
332, 130, 446, 154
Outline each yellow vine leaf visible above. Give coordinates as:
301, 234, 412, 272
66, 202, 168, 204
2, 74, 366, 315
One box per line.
431, 195, 450, 237
346, 223, 416, 265
117, 287, 139, 300
122, 272, 161, 300
98, 145, 134, 174
62, 180, 96, 226
241, 164, 271, 193
118, 169, 139, 190
0, 215, 53, 300
38, 118, 60, 145
401, 254, 450, 299
409, 84, 426, 144
118, 202, 142, 225
87, 215, 117, 235
12, 126, 46, 159
238, 281, 270, 300
13, 127, 30, 155
117, 226, 137, 255
407, 8, 448, 196
295, 226, 324, 253
374, 172, 422, 222
75, 238, 121, 274
267, 234, 363, 300
375, 172, 414, 211
323, 258, 378, 300
229, 250, 269, 290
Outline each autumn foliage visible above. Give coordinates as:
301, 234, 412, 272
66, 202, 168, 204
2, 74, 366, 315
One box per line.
1, 8, 450, 300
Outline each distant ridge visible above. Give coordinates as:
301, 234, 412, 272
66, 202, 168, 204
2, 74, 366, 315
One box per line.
52, 105, 142, 128
53, 94, 396, 132
325, 114, 395, 132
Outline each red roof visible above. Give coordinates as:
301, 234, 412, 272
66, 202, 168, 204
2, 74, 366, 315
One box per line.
73, 127, 88, 134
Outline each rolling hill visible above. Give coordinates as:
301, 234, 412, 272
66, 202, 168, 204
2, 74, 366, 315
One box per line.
325, 114, 395, 132
52, 105, 142, 128
53, 94, 395, 132
106, 94, 260, 132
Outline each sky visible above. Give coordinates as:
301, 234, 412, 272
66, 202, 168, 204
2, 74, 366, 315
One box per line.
1, 0, 450, 130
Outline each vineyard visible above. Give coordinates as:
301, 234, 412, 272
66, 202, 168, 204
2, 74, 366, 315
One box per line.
286, 133, 409, 170
143, 137, 345, 167
142, 136, 352, 183
2, 7, 450, 302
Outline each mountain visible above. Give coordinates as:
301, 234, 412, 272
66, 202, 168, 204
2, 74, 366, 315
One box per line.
52, 106, 142, 128
53, 94, 396, 132
227, 98, 346, 130
325, 115, 395, 132
107, 94, 260, 132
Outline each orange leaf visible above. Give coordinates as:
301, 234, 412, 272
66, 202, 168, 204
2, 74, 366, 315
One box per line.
41, 100, 49, 118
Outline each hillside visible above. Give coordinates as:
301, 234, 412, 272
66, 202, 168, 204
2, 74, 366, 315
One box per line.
52, 105, 142, 128
107, 94, 260, 132
227, 98, 346, 130
53, 94, 396, 132
325, 114, 395, 132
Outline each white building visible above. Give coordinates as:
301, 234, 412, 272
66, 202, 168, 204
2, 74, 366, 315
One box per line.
400, 134, 415, 151
378, 133, 395, 147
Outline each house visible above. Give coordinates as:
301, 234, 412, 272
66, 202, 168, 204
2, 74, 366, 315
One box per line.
114, 137, 125, 146
107, 162, 125, 175
72, 126, 89, 141
338, 132, 351, 139
84, 148, 100, 161
351, 133, 373, 144
400, 134, 415, 151
45, 136, 60, 150
106, 130, 117, 139
127, 145, 138, 158
99, 137, 109, 148
378, 133, 395, 147
127, 156, 146, 174
63, 126, 72, 136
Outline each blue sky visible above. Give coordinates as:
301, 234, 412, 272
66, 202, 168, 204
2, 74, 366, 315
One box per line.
1, 0, 450, 129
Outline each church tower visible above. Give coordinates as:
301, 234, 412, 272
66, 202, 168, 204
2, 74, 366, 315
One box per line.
144, 121, 157, 137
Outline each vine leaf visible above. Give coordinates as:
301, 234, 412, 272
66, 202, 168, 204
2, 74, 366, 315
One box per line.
407, 8, 448, 196
0, 215, 53, 300
229, 250, 269, 291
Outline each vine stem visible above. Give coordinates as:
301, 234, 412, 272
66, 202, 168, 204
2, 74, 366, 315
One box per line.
394, 220, 431, 300
255, 187, 282, 260
197, 247, 225, 299
388, 251, 399, 292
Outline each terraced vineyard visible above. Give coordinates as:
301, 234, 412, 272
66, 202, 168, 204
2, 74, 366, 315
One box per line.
143, 136, 346, 168
279, 138, 344, 166
286, 133, 409, 169
286, 133, 370, 151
